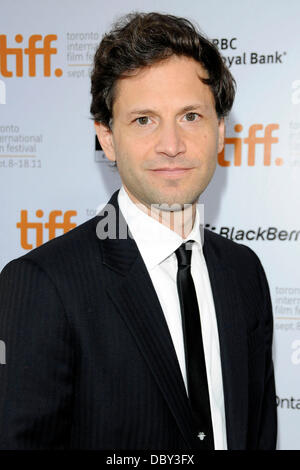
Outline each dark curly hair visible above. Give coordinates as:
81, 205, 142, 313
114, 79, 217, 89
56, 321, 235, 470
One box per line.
90, 11, 236, 127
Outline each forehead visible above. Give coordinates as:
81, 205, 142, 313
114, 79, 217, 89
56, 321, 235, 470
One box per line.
112, 55, 214, 115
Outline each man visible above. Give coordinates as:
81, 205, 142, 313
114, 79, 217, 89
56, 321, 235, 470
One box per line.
0, 12, 276, 450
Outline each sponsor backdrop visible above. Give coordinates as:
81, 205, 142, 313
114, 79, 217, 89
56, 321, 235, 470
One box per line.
1, 0, 299, 450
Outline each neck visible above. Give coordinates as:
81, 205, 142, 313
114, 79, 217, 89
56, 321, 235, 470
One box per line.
124, 187, 197, 239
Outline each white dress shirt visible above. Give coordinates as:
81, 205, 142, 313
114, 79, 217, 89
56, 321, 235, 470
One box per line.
118, 185, 227, 450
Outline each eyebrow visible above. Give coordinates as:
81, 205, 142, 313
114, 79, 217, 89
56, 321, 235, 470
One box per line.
127, 103, 207, 118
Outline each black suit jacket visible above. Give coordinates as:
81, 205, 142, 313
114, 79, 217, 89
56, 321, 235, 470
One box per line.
0, 189, 277, 450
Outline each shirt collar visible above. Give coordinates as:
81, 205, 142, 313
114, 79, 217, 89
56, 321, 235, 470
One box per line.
118, 186, 203, 270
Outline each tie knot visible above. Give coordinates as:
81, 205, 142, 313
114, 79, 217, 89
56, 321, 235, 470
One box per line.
175, 241, 194, 267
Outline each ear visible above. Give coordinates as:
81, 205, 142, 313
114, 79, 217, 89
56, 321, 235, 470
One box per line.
94, 121, 116, 162
217, 118, 225, 153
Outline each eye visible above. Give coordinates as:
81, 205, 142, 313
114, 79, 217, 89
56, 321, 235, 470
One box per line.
136, 116, 151, 126
184, 112, 200, 122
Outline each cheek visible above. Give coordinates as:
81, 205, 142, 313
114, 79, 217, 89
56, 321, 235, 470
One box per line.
114, 139, 143, 178
190, 132, 218, 161
206, 131, 220, 160
121, 138, 151, 167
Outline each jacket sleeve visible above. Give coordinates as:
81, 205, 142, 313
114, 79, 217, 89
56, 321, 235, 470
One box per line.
0, 258, 74, 449
254, 254, 277, 450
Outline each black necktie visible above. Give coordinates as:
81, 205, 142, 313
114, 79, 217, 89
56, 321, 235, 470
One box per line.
175, 241, 214, 449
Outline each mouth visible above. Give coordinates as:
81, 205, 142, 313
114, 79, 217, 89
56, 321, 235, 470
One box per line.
150, 167, 193, 178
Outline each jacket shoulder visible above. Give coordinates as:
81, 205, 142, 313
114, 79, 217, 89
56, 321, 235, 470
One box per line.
203, 228, 262, 274
2, 216, 100, 276
203, 229, 272, 322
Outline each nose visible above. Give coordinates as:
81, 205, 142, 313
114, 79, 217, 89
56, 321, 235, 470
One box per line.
155, 121, 186, 157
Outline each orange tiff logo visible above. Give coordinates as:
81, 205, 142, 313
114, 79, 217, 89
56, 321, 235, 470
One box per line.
17, 210, 77, 250
218, 123, 282, 166
0, 34, 62, 77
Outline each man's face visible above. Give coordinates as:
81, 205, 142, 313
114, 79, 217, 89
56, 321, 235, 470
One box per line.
95, 54, 225, 210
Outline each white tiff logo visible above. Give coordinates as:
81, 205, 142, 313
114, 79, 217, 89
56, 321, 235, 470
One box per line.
0, 340, 6, 364
0, 79, 6, 104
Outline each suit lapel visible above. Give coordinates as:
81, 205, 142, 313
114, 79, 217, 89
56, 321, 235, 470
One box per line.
203, 232, 248, 449
98, 191, 200, 449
